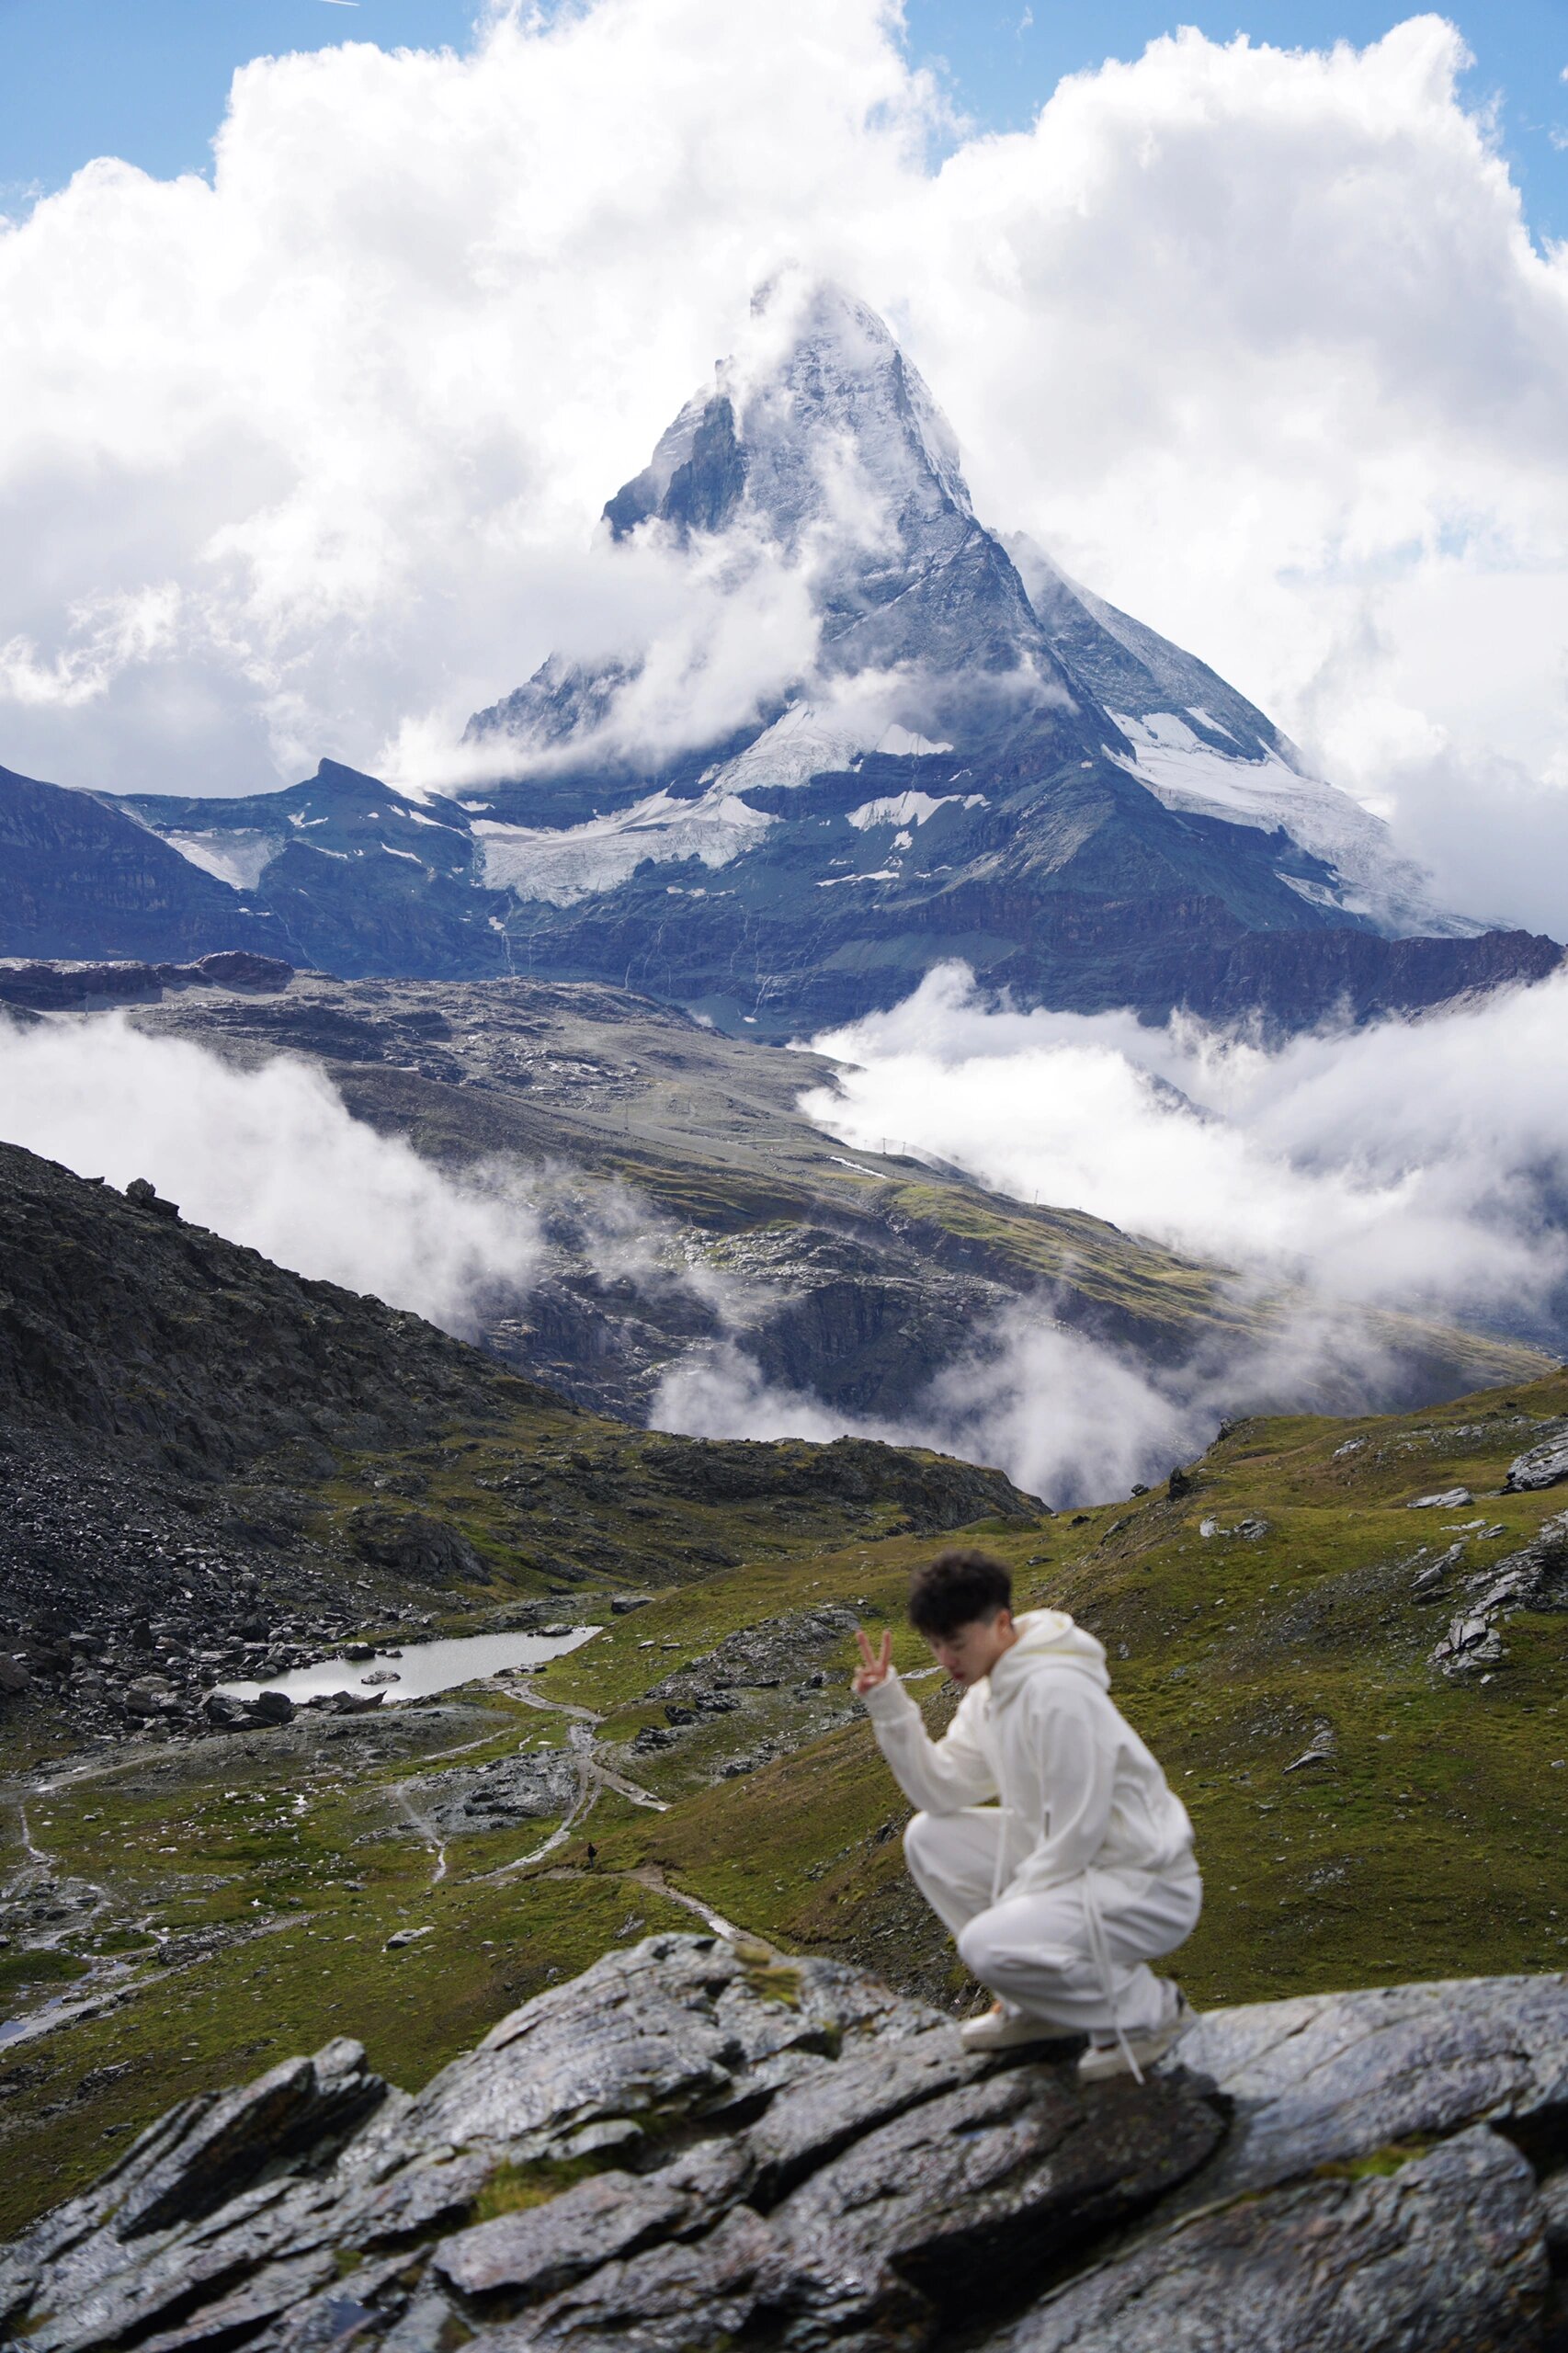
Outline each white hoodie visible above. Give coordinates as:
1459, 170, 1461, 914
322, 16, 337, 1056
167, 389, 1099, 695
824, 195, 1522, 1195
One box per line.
860, 1609, 1195, 1900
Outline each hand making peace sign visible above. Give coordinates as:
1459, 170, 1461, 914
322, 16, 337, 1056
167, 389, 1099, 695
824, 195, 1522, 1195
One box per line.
853, 1626, 893, 1694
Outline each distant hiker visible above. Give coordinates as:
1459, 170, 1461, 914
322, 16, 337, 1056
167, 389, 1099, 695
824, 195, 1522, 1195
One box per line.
585, 1841, 597, 1866
852, 1548, 1199, 2080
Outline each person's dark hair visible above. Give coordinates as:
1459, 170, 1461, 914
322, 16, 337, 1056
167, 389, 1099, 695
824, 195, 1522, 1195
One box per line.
908, 1548, 1013, 1639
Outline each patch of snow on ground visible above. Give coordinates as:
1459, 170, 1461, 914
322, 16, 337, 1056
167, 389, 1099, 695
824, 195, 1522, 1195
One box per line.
1186, 705, 1240, 745
163, 830, 278, 892
1107, 710, 1473, 938
816, 868, 901, 887
847, 790, 985, 833
475, 788, 776, 906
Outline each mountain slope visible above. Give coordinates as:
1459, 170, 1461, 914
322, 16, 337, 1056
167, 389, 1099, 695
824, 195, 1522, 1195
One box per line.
109, 760, 512, 979
0, 1136, 1038, 1699
1, 1358, 1564, 2244
0, 765, 290, 964
88, 961, 1555, 1415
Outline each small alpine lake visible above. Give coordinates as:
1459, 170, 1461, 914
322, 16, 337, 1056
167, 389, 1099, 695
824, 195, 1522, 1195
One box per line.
215, 1622, 601, 1705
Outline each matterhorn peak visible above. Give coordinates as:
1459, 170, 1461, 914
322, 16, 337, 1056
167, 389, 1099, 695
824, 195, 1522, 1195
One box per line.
457, 280, 1471, 1012
604, 276, 974, 565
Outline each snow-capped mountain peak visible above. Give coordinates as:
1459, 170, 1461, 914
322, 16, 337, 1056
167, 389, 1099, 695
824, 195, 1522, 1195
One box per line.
605, 277, 973, 562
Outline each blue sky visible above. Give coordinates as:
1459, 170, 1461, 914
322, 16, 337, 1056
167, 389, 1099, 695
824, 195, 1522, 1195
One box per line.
4, 0, 1567, 241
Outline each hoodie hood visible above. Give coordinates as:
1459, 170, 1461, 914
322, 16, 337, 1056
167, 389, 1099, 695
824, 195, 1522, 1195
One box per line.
986, 1608, 1110, 1703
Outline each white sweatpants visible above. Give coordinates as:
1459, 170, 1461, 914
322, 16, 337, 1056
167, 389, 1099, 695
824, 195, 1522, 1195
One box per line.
904, 1808, 1202, 2039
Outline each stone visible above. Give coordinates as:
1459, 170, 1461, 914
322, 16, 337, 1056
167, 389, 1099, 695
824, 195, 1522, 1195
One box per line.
1160, 1971, 1568, 2204
986, 2126, 1545, 2353
1506, 1428, 1568, 1492
1540, 2164, 1568, 2261
1407, 1487, 1472, 1509
763, 2060, 1223, 2343
1430, 1510, 1568, 1674
486, 2205, 778, 2353
0, 1655, 30, 1694
247, 1689, 296, 1725
740, 2025, 983, 2205
125, 1177, 180, 1222
4, 1939, 1565, 2353
433, 2170, 691, 2299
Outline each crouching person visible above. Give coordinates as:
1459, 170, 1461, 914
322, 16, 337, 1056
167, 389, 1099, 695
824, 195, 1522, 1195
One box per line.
853, 1547, 1200, 2080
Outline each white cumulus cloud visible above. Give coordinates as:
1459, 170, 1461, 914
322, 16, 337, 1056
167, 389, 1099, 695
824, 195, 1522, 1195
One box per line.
799, 961, 1568, 1335
0, 1016, 541, 1334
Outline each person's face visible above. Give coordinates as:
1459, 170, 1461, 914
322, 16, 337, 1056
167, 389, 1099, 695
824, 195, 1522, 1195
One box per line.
926, 1608, 1015, 1688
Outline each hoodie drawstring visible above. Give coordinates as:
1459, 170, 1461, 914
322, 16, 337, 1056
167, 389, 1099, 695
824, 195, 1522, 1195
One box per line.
1081, 1868, 1142, 2085
990, 1806, 1016, 1905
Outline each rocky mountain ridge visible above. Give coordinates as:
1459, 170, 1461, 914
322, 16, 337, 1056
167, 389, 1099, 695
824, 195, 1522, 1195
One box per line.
3, 1931, 1564, 2352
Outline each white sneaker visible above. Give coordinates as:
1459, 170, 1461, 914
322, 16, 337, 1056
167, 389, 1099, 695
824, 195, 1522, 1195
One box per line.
959, 2004, 1063, 2052
1077, 1989, 1196, 2084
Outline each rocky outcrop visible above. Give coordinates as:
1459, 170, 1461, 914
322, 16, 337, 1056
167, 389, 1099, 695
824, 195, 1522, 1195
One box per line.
1431, 1508, 1568, 1674
0, 951, 294, 1012
1508, 1427, 1568, 1493
6, 1934, 1565, 2352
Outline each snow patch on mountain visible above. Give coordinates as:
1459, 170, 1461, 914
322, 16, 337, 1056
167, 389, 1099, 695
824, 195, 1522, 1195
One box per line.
164, 831, 278, 892
876, 724, 954, 757
1108, 710, 1474, 937
847, 790, 985, 832
474, 787, 775, 907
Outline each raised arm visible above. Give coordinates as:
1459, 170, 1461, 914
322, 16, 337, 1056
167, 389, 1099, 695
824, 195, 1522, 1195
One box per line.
853, 1631, 996, 1814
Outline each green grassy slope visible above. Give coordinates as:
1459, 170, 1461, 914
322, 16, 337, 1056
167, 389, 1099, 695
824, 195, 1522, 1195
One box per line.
3, 1368, 1563, 2239
596, 1370, 1568, 2005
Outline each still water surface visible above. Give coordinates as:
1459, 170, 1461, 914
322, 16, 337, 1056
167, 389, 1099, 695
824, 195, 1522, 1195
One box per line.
216, 1623, 600, 1704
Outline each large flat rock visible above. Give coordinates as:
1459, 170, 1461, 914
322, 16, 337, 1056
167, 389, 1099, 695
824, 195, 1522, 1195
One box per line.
3, 1938, 1565, 2353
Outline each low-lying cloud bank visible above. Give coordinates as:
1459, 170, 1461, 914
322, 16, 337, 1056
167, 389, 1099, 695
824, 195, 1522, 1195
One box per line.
0, 1015, 541, 1336
652, 1305, 1445, 1510
6, 978, 1564, 1512
654, 964, 1568, 1505
801, 963, 1568, 1336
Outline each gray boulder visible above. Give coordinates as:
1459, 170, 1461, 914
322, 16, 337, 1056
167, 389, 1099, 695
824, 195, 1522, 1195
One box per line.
1507, 1427, 1568, 1492
3, 1938, 1566, 2353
